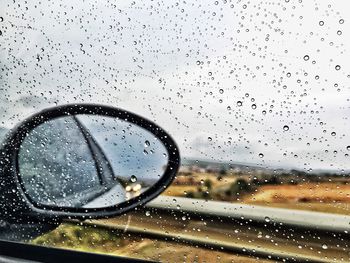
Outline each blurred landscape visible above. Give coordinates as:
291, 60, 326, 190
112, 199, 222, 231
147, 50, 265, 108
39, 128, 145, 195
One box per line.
163, 158, 350, 215
31, 159, 350, 262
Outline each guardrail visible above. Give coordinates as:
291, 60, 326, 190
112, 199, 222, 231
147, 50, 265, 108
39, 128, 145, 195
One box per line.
147, 196, 350, 233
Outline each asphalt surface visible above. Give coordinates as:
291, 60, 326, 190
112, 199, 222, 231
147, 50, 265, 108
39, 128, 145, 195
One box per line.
81, 197, 350, 262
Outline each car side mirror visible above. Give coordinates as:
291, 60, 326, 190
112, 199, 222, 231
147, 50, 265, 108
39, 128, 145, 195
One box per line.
0, 104, 180, 221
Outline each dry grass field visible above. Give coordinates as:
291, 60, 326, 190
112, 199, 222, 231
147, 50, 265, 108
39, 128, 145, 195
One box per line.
164, 174, 350, 215
163, 172, 237, 197
32, 224, 271, 263
245, 183, 350, 203
243, 183, 350, 215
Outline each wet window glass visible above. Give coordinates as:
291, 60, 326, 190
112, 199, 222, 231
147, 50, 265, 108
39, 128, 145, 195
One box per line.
1, 0, 350, 262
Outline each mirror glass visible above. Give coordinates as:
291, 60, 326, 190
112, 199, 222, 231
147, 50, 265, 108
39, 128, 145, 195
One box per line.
18, 115, 169, 209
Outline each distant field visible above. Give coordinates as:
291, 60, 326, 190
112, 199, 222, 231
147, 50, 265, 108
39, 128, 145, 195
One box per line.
243, 183, 350, 215
163, 172, 237, 197
163, 185, 198, 196
164, 175, 350, 215
245, 183, 350, 203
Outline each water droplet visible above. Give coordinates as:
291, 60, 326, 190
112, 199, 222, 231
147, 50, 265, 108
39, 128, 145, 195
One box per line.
335, 65, 341, 70
219, 89, 224, 94
208, 137, 212, 141
259, 153, 264, 158
339, 19, 344, 24
145, 211, 151, 216
346, 146, 350, 151
303, 55, 310, 61
251, 104, 257, 109
283, 125, 289, 131
264, 217, 270, 222
319, 21, 324, 26
130, 175, 137, 183
322, 244, 328, 250
331, 132, 336, 136
237, 101, 243, 106
144, 140, 150, 147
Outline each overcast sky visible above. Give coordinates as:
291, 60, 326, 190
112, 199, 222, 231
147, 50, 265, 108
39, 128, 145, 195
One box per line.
1, 0, 350, 172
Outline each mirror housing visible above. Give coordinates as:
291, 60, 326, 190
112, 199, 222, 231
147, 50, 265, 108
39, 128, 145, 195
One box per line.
0, 104, 180, 221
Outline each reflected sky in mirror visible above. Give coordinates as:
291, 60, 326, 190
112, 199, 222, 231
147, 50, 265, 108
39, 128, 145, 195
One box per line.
76, 115, 168, 186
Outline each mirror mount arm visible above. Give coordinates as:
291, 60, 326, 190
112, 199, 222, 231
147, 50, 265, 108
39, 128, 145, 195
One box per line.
73, 116, 117, 186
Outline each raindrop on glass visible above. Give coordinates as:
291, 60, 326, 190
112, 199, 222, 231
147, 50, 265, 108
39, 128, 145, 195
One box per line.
130, 175, 137, 183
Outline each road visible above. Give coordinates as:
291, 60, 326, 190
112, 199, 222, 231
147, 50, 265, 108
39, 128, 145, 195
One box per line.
79, 196, 350, 262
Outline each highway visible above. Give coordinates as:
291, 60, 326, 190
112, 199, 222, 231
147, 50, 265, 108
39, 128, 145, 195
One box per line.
79, 196, 350, 262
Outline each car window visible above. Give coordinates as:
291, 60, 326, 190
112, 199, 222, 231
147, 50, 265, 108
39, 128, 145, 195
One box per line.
1, 0, 350, 262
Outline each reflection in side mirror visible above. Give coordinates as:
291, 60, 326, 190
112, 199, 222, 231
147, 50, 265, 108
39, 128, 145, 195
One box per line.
19, 115, 168, 209
1, 104, 179, 219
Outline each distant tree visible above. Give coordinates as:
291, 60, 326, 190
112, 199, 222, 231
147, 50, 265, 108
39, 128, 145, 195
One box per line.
204, 179, 212, 190
186, 191, 194, 198
219, 168, 227, 176
267, 175, 279, 185
252, 177, 261, 186
236, 178, 250, 191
